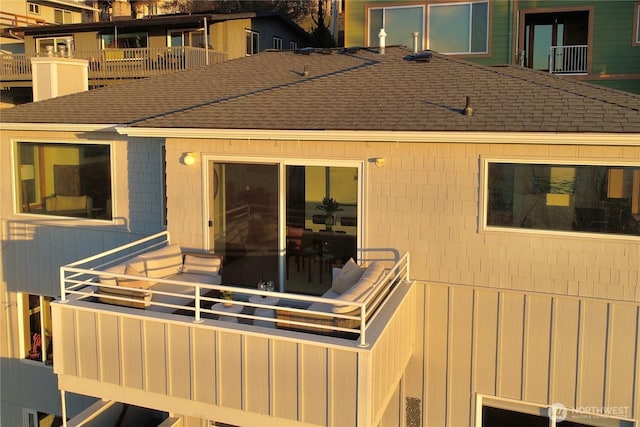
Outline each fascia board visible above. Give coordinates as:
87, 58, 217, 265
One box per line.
116, 127, 640, 146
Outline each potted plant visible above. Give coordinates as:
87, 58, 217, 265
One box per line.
221, 290, 233, 307
317, 196, 343, 230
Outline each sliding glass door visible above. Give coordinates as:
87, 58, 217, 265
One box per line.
208, 159, 360, 295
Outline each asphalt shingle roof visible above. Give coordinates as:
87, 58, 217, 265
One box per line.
2, 46, 639, 133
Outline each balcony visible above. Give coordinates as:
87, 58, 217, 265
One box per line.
548, 45, 588, 75
0, 47, 228, 87
52, 232, 416, 426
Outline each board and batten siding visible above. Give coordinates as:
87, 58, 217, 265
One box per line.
381, 281, 639, 427
52, 282, 416, 427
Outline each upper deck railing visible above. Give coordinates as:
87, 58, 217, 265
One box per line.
0, 11, 47, 27
549, 44, 588, 74
1, 46, 228, 82
59, 231, 410, 347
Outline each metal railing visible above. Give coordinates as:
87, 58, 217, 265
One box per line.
549, 45, 588, 74
1, 47, 228, 82
60, 231, 411, 347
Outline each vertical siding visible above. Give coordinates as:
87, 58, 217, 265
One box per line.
402, 282, 640, 426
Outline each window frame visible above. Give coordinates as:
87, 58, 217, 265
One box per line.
53, 8, 72, 24
480, 156, 640, 240
634, 2, 640, 46
273, 36, 283, 50
12, 139, 115, 222
27, 2, 40, 14
18, 293, 54, 366
476, 394, 637, 427
202, 155, 365, 289
35, 35, 73, 55
427, 1, 490, 55
289, 41, 298, 50
245, 29, 259, 55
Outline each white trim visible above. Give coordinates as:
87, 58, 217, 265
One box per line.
116, 128, 640, 146
479, 156, 640, 241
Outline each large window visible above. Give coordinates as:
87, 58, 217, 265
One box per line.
19, 294, 54, 365
485, 161, 640, 236
169, 29, 205, 47
368, 6, 424, 50
101, 32, 148, 49
16, 142, 112, 219
428, 1, 489, 54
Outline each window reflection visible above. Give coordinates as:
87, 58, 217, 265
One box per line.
16, 142, 112, 219
487, 163, 640, 235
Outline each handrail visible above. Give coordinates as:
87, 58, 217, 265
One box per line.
59, 233, 410, 346
1, 47, 228, 82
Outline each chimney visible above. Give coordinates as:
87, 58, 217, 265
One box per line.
30, 57, 88, 102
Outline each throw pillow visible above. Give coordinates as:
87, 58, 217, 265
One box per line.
332, 258, 364, 294
182, 254, 222, 276
119, 264, 151, 289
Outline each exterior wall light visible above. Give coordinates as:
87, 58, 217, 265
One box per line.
374, 157, 385, 167
182, 152, 196, 166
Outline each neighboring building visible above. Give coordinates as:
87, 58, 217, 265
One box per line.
0, 10, 310, 107
1, 46, 639, 426
344, 0, 640, 94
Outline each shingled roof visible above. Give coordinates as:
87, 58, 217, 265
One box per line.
2, 46, 639, 133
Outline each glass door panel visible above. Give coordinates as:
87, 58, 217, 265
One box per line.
210, 162, 279, 287
285, 165, 358, 294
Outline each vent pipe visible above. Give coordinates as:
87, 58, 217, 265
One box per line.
412, 32, 420, 53
463, 96, 473, 116
378, 28, 387, 54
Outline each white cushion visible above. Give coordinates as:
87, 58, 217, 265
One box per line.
98, 264, 126, 287
331, 258, 364, 294
119, 264, 151, 290
359, 261, 385, 284
181, 254, 221, 276
141, 244, 183, 278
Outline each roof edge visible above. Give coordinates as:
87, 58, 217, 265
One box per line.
116, 127, 640, 146
0, 123, 119, 132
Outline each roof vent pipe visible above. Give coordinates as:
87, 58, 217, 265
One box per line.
412, 32, 420, 53
378, 28, 387, 54
463, 96, 473, 116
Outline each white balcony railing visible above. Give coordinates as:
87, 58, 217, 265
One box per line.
59, 231, 410, 347
549, 44, 588, 74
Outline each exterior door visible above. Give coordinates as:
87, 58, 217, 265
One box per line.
208, 161, 279, 287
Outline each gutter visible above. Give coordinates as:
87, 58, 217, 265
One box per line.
116, 127, 640, 146
0, 123, 119, 132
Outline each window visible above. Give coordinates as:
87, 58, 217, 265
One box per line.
634, 2, 640, 46
16, 142, 113, 219
169, 29, 205, 47
428, 1, 489, 54
19, 294, 54, 365
27, 3, 39, 14
273, 37, 283, 50
484, 160, 640, 236
245, 30, 259, 55
101, 32, 148, 49
479, 396, 634, 427
35, 36, 73, 55
23, 408, 63, 427
290, 41, 298, 50
368, 6, 424, 50
54, 9, 72, 24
